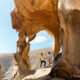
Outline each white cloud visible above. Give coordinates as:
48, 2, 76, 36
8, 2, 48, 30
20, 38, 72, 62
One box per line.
30, 36, 47, 44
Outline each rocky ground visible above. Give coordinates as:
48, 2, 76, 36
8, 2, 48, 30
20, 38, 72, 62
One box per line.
23, 67, 51, 80
0, 47, 53, 80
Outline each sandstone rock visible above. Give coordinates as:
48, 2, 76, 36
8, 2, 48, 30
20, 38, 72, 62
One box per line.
11, 0, 60, 77
11, 0, 60, 58
11, 0, 80, 79
57, 0, 80, 78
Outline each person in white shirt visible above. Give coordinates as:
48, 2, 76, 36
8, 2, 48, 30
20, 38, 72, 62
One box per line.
47, 52, 52, 67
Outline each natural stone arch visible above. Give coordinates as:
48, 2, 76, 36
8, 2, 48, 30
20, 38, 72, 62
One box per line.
13, 25, 60, 78
10, 0, 80, 79
11, 0, 60, 57
11, 0, 61, 78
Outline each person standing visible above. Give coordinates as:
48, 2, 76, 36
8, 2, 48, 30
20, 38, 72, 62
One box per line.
47, 52, 52, 67
40, 53, 46, 68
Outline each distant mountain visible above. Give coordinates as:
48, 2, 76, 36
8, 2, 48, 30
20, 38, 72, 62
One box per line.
29, 47, 52, 57
0, 53, 14, 79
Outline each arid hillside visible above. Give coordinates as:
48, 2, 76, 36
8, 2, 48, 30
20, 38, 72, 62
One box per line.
0, 47, 53, 79
29, 47, 53, 69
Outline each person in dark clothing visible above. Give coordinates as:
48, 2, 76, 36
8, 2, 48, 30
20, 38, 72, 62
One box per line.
40, 53, 46, 68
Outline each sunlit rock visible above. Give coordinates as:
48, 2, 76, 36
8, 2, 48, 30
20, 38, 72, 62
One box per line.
11, 0, 60, 77
11, 0, 80, 79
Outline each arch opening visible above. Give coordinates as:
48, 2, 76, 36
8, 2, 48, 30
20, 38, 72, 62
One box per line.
29, 30, 54, 70
23, 30, 55, 79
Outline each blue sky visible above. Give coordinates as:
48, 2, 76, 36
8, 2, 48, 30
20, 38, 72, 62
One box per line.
0, 0, 54, 53
30, 31, 54, 51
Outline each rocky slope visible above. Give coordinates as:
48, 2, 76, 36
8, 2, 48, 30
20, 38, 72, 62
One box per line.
0, 54, 15, 80
0, 47, 53, 80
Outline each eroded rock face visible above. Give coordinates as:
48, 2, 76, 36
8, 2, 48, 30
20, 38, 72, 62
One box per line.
55, 0, 80, 79
11, 0, 80, 79
32, 0, 80, 79
11, 0, 60, 77
38, 0, 80, 79
11, 0, 61, 58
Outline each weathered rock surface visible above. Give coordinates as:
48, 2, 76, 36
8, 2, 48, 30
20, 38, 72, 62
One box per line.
11, 0, 80, 80
56, 0, 80, 79
11, 0, 60, 78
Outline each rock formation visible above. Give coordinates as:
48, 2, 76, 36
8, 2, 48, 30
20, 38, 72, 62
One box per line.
11, 0, 80, 79
56, 0, 80, 79
11, 0, 60, 78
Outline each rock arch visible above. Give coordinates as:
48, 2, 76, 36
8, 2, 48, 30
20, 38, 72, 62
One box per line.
11, 0, 61, 78
11, 0, 80, 79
